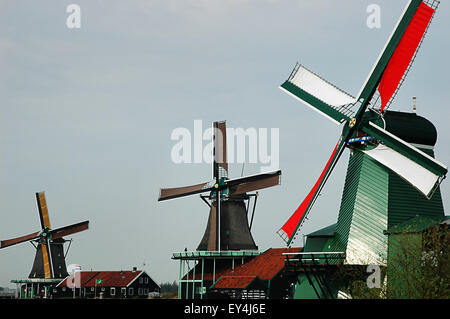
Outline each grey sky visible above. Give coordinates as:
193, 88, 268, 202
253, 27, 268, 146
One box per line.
1, 0, 449, 287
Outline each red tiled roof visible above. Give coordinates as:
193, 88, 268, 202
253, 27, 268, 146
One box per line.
213, 276, 257, 289
213, 247, 301, 289
57, 270, 143, 288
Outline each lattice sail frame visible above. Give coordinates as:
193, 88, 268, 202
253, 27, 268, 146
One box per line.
285, 62, 359, 122
369, 0, 439, 113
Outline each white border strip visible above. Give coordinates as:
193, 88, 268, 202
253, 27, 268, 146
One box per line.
369, 121, 447, 170
280, 86, 341, 125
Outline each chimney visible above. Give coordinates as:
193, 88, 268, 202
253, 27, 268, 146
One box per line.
413, 96, 417, 113
132, 267, 137, 273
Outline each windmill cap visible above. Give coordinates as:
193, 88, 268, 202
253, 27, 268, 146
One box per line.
369, 110, 438, 147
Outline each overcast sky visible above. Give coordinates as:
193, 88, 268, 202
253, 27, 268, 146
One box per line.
1, 0, 449, 287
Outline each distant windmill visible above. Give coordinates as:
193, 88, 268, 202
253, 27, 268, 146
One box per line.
159, 121, 281, 251
277, 0, 447, 251
0, 192, 89, 279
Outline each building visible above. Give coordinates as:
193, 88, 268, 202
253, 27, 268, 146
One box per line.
174, 250, 259, 299
53, 268, 160, 299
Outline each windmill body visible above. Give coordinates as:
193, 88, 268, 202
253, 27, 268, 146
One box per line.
197, 198, 257, 251
29, 238, 69, 279
278, 0, 447, 298
334, 110, 445, 264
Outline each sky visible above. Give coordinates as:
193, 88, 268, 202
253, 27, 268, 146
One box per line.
0, 0, 449, 288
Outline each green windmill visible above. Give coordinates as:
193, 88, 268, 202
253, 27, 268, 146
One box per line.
278, 0, 447, 298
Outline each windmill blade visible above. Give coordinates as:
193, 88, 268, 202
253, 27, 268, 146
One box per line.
377, 1, 436, 112
228, 170, 281, 195
40, 241, 53, 279
0, 231, 40, 249
36, 192, 51, 230
278, 137, 346, 246
50, 221, 89, 240
158, 181, 215, 201
213, 121, 228, 180
361, 121, 447, 198
357, 0, 437, 112
280, 63, 356, 124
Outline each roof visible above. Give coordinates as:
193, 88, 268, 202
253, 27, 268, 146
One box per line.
370, 110, 438, 146
213, 276, 258, 289
212, 247, 301, 289
57, 270, 146, 288
385, 215, 447, 235
307, 223, 336, 237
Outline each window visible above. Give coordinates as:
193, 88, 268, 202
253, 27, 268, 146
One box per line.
144, 277, 149, 284
128, 288, 134, 296
110, 288, 116, 296
139, 277, 143, 284
138, 288, 143, 296
121, 287, 126, 295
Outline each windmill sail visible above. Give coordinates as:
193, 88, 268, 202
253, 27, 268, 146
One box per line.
278, 137, 346, 245
213, 121, 228, 179
0, 231, 40, 249
280, 64, 356, 124
227, 170, 281, 195
158, 181, 214, 201
361, 121, 447, 198
378, 2, 435, 111
357, 0, 438, 112
50, 221, 90, 240
36, 192, 51, 229
40, 241, 53, 279
363, 144, 442, 198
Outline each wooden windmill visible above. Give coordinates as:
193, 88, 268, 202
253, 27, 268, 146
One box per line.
278, 0, 447, 298
0, 192, 89, 279
159, 120, 281, 252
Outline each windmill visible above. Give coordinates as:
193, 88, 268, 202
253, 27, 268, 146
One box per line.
159, 120, 281, 252
277, 0, 446, 262
1, 192, 89, 279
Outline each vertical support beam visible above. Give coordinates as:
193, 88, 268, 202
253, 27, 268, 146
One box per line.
213, 258, 216, 283
185, 260, 189, 299
192, 260, 196, 299
218, 191, 221, 252
178, 259, 182, 299
201, 258, 205, 300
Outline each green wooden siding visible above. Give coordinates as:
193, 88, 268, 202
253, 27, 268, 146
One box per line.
332, 150, 389, 264
332, 150, 364, 253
